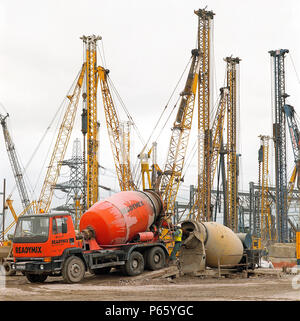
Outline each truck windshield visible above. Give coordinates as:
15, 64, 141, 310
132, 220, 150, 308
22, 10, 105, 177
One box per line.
14, 217, 50, 243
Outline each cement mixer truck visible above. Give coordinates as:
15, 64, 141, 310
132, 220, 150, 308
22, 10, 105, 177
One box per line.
11, 190, 169, 283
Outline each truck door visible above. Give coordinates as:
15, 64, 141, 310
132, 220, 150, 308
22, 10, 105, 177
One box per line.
51, 216, 73, 256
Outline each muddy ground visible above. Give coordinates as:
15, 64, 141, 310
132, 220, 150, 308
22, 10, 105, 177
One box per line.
1, 268, 300, 301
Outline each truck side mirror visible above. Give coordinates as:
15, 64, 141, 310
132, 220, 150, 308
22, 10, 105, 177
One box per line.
62, 222, 68, 234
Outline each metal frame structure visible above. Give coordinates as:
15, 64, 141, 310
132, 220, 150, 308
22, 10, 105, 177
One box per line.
37, 64, 86, 213
257, 135, 273, 245
54, 138, 84, 228
81, 35, 101, 209
98, 66, 135, 192
190, 87, 228, 220
269, 49, 289, 243
159, 49, 200, 218
225, 57, 240, 232
195, 8, 214, 222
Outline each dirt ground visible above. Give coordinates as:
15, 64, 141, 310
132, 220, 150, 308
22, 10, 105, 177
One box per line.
1, 268, 300, 301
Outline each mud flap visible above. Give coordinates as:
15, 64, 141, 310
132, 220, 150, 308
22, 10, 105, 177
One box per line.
179, 230, 206, 274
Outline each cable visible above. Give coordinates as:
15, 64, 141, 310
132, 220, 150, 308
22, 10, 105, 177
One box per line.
31, 67, 82, 195
289, 53, 300, 85
0, 102, 9, 115
107, 76, 145, 146
141, 56, 192, 154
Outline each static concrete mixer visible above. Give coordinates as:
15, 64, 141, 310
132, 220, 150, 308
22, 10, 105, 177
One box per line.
180, 220, 244, 273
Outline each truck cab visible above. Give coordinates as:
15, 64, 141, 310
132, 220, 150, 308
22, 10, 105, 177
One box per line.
12, 213, 82, 282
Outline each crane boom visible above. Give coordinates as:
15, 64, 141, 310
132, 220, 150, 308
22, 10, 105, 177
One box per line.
97, 66, 135, 191
283, 104, 300, 190
37, 63, 86, 213
0, 113, 32, 214
159, 49, 200, 217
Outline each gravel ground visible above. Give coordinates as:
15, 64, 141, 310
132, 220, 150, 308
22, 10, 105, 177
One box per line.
1, 269, 300, 301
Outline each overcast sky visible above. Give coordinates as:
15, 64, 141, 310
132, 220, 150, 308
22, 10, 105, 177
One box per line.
1, 0, 300, 222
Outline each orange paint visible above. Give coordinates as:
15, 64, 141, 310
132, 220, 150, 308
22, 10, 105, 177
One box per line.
79, 191, 162, 245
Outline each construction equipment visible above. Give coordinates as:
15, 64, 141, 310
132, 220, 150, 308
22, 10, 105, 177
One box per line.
97, 66, 135, 192
194, 8, 214, 222
225, 56, 241, 232
37, 64, 86, 214
254, 135, 273, 248
159, 48, 200, 219
179, 220, 252, 275
269, 49, 289, 243
81, 35, 101, 210
283, 104, 300, 196
11, 190, 168, 283
190, 87, 229, 221
0, 113, 32, 214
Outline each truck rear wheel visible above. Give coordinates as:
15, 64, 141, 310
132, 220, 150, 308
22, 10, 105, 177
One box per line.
123, 251, 144, 276
26, 273, 48, 283
146, 246, 166, 270
62, 255, 85, 283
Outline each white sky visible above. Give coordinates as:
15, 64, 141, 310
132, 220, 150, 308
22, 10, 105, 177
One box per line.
1, 0, 300, 225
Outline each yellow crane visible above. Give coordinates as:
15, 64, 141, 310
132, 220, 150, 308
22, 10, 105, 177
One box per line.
97, 66, 135, 192
224, 56, 241, 232
159, 49, 200, 219
81, 35, 101, 209
189, 87, 228, 221
195, 8, 214, 222
257, 135, 273, 247
37, 64, 86, 213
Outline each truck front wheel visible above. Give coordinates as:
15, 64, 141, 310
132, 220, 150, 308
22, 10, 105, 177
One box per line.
3, 261, 16, 276
146, 246, 166, 270
123, 251, 144, 276
62, 255, 85, 283
26, 273, 48, 283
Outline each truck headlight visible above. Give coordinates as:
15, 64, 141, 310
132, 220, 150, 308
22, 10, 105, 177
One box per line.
40, 265, 44, 270
12, 264, 15, 269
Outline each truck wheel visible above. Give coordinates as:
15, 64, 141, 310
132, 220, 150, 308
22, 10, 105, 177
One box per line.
3, 261, 16, 276
146, 246, 166, 271
26, 274, 48, 283
123, 251, 144, 276
92, 267, 111, 275
62, 255, 85, 283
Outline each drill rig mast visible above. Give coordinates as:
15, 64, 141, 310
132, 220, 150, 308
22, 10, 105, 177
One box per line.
225, 56, 241, 232
195, 8, 214, 222
81, 35, 101, 210
269, 49, 289, 243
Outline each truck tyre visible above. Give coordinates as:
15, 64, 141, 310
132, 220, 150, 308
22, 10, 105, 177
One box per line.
146, 246, 166, 270
3, 261, 16, 276
92, 267, 111, 275
62, 255, 85, 283
26, 274, 48, 283
123, 251, 144, 276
